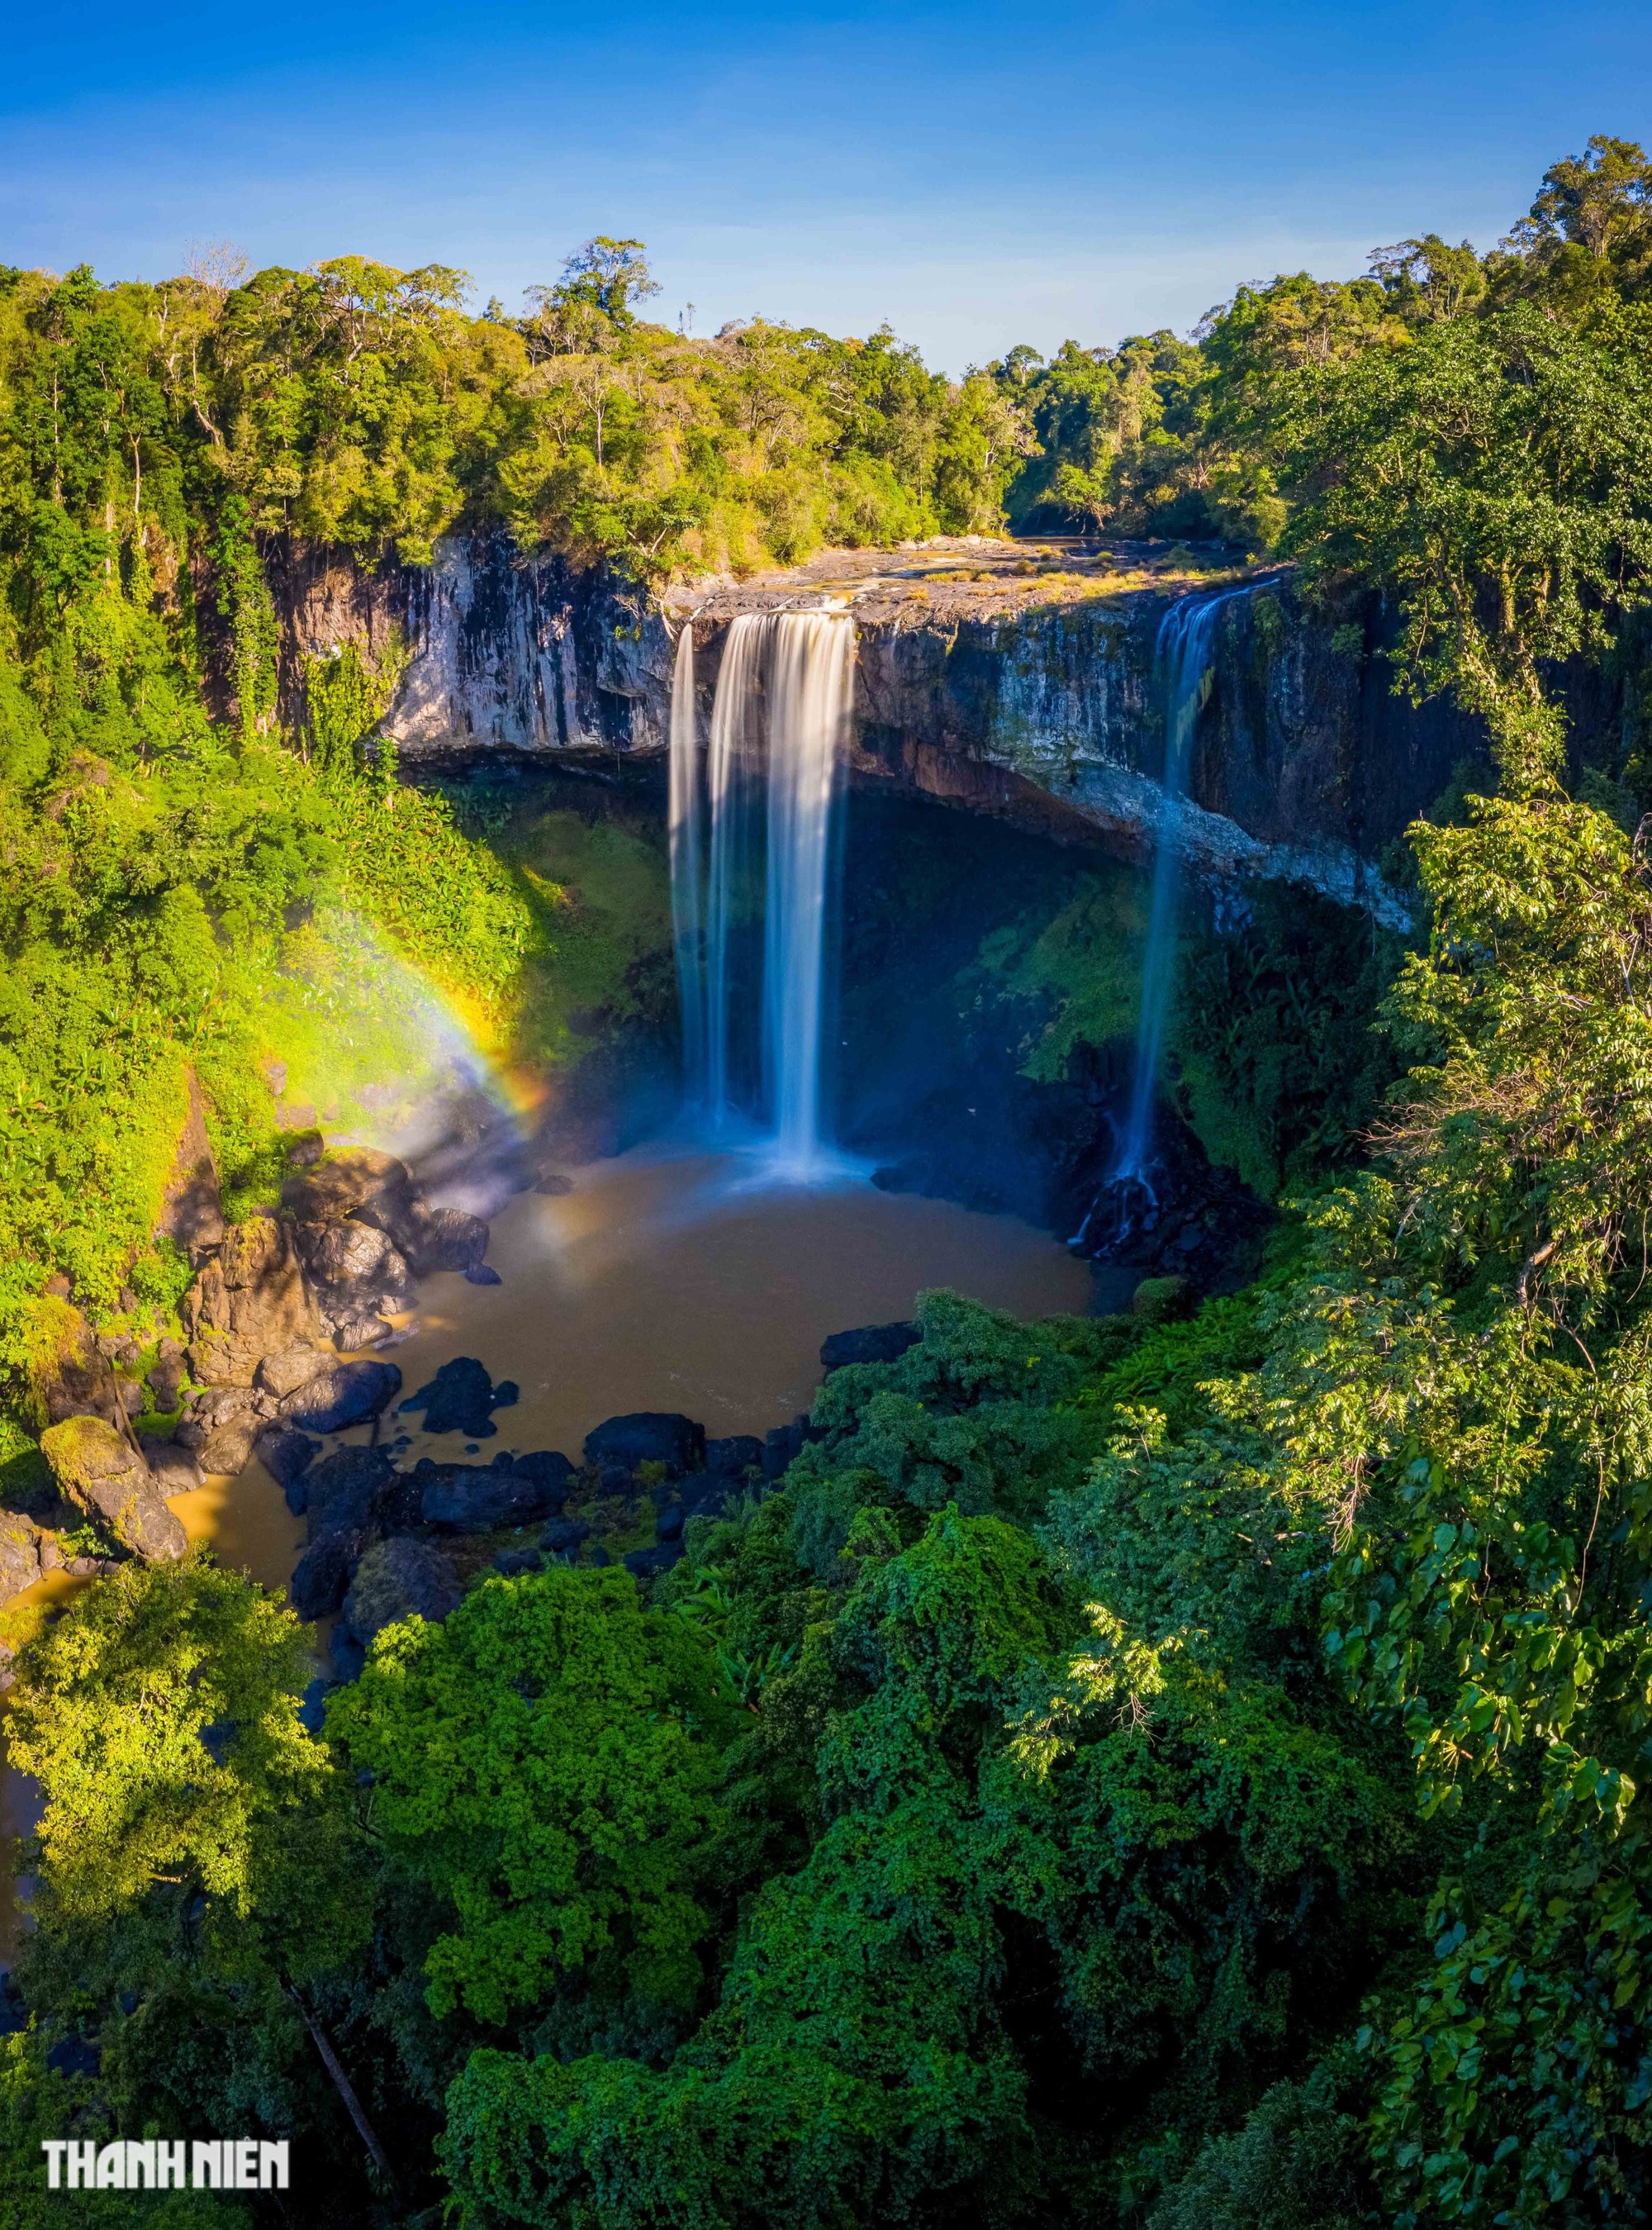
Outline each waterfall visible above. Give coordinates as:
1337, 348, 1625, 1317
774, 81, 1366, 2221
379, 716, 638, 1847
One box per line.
1114, 583, 1254, 1184
667, 626, 705, 1106
669, 609, 854, 1173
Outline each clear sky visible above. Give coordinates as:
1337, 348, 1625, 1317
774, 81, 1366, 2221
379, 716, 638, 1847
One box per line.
3, 0, 1649, 372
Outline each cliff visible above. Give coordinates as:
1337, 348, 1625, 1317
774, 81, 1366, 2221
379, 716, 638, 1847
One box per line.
271, 531, 1494, 915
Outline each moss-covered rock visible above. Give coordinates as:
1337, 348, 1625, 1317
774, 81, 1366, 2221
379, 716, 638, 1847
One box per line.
39, 1416, 187, 1564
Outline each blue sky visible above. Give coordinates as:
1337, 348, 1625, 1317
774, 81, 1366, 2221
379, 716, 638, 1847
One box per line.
4, 0, 1649, 370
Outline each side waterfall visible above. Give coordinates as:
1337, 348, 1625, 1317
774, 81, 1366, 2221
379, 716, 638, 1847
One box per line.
1113, 582, 1255, 1185
669, 610, 854, 1174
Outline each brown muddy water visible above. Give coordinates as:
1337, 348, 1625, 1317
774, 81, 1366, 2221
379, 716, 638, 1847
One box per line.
1, 1143, 1103, 1959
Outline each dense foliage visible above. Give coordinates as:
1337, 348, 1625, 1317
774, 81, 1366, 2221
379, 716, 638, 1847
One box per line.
4, 133, 1652, 2230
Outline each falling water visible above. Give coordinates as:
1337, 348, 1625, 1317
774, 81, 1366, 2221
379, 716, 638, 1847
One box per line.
1113, 583, 1256, 1184
669, 610, 854, 1172
668, 626, 705, 1105
762, 614, 855, 1170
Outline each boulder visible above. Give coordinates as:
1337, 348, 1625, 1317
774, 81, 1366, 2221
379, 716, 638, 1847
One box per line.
0, 1511, 47, 1602
304, 1446, 394, 1543
141, 1442, 204, 1496
399, 1357, 516, 1439
582, 1413, 705, 1478
532, 1172, 574, 1197
465, 1265, 503, 1287
493, 1548, 543, 1576
541, 1516, 589, 1559
404, 1207, 491, 1277
198, 1418, 259, 1476
251, 1424, 320, 1502
342, 1537, 461, 1645
656, 1503, 686, 1544
330, 1314, 395, 1352
513, 1450, 576, 1497
145, 1338, 186, 1415
300, 1220, 411, 1300
819, 1321, 921, 1371
418, 1459, 569, 1533
256, 1344, 332, 1401
39, 1417, 188, 1563
34, 1310, 126, 1429
624, 1543, 681, 1581
282, 1148, 413, 1228
183, 1215, 320, 1387
279, 1360, 402, 1435
290, 1535, 355, 1621
704, 1434, 764, 1480
765, 1420, 806, 1481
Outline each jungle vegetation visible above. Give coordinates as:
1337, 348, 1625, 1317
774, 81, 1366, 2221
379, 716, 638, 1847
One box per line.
1, 136, 1651, 2229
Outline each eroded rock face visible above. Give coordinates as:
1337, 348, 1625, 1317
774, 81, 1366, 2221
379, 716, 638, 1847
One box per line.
0, 1510, 51, 1598
40, 1417, 187, 1563
157, 1069, 225, 1267
183, 1215, 320, 1387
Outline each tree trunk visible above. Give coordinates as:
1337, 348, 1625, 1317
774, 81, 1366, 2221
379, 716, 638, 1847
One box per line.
287, 1987, 395, 2187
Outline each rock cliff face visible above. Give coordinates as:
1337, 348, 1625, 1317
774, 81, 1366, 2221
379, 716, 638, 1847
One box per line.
269, 538, 674, 758
272, 532, 1496, 910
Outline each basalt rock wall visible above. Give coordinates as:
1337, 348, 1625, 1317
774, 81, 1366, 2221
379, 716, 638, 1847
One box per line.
268, 537, 675, 759
273, 534, 1500, 907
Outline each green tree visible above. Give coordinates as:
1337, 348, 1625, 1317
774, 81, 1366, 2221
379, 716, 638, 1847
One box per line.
327, 1567, 733, 2027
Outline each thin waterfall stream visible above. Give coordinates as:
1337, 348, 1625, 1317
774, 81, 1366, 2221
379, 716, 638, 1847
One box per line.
1071, 579, 1260, 1250
670, 610, 854, 1175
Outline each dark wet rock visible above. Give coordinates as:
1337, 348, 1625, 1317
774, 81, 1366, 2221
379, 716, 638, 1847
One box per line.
704, 1434, 764, 1480
624, 1543, 681, 1581
298, 1676, 331, 1734
141, 1442, 205, 1496
343, 1536, 461, 1643
656, 1504, 686, 1543
532, 1172, 574, 1196
406, 1206, 491, 1277
820, 1320, 920, 1371
252, 1424, 320, 1504
540, 1515, 589, 1559
145, 1338, 186, 1414
513, 1449, 575, 1496
304, 1446, 393, 1542
40, 1416, 187, 1563
399, 1356, 513, 1438
183, 1214, 320, 1387
493, 1548, 544, 1577
290, 1534, 356, 1620
588, 1545, 610, 1568
285, 1129, 325, 1169
583, 1413, 705, 1479
419, 1462, 566, 1533
765, 1421, 806, 1481
465, 1264, 503, 1287
280, 1359, 402, 1434
330, 1627, 367, 1683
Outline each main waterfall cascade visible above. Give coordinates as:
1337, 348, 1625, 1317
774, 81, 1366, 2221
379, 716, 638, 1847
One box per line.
669, 610, 856, 1176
